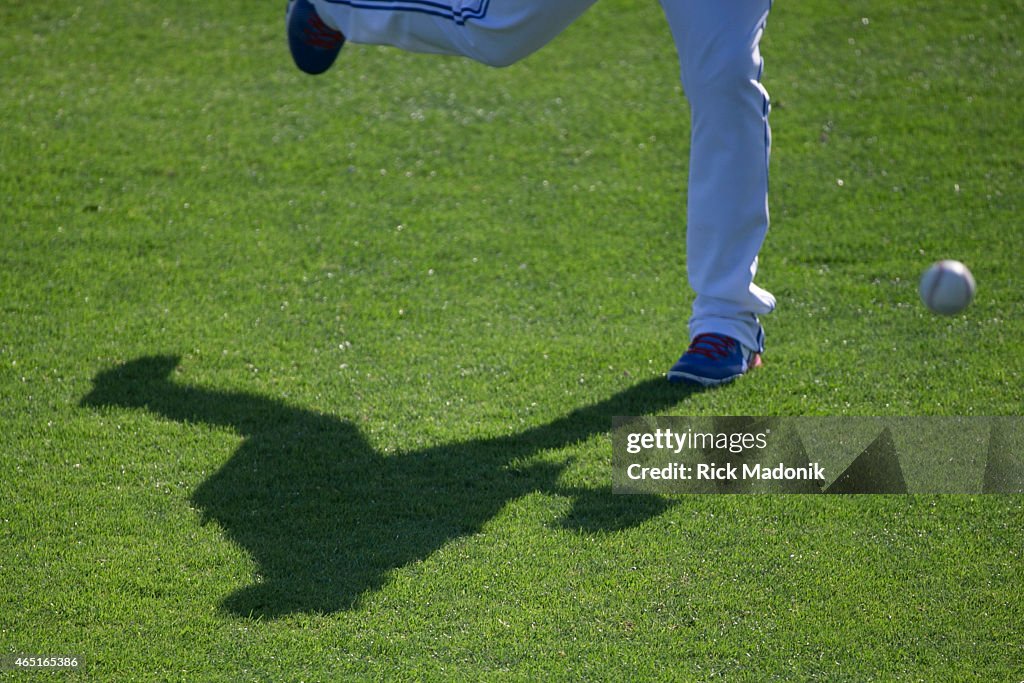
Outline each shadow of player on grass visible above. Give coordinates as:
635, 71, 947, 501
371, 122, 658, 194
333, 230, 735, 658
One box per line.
81, 355, 696, 618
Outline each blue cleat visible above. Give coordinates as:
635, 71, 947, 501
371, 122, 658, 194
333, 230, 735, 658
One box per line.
287, 0, 345, 75
667, 333, 762, 386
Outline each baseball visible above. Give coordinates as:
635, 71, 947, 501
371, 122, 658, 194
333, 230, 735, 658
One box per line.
919, 260, 975, 315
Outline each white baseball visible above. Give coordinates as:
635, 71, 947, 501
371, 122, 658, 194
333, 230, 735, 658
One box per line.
919, 260, 976, 315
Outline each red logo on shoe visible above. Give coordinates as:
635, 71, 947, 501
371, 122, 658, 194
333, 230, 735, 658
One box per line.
304, 14, 343, 49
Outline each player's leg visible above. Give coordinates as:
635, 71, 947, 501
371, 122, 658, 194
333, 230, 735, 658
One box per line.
661, 0, 776, 385
307, 0, 598, 68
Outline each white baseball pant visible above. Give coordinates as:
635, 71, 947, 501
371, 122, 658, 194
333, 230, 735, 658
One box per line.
313, 0, 776, 352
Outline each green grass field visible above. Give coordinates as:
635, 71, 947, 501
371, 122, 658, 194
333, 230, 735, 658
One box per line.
2, 0, 1022, 679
